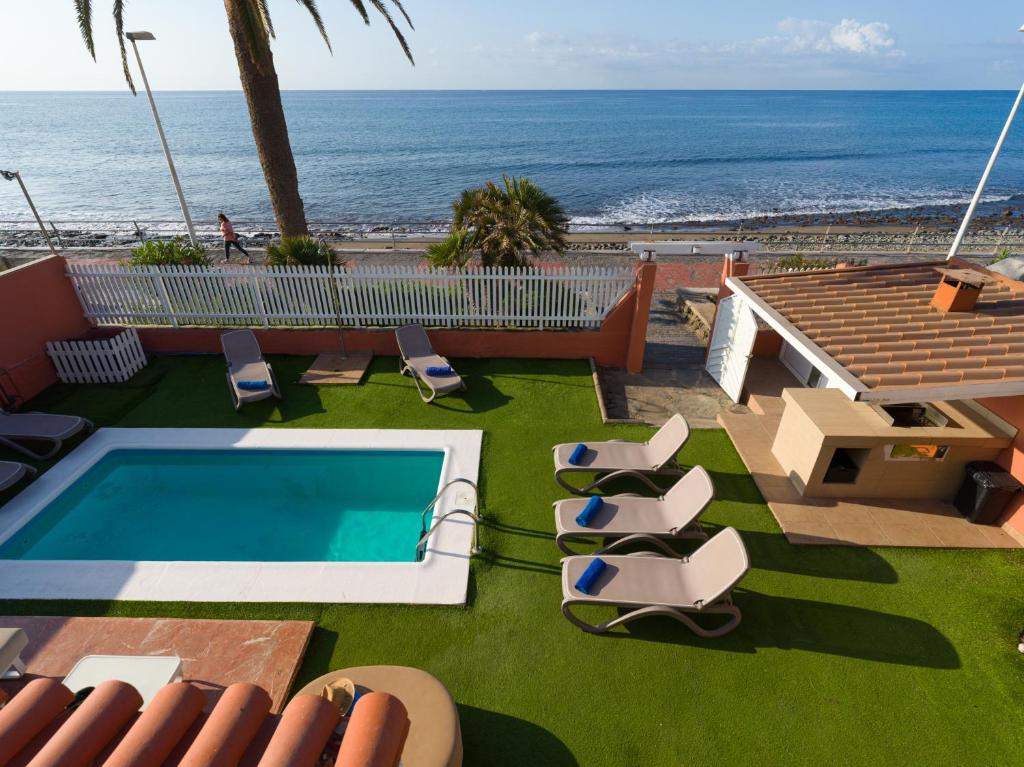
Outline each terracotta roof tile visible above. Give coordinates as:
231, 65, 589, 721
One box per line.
738, 261, 1024, 393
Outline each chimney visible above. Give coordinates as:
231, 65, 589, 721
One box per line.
931, 268, 987, 313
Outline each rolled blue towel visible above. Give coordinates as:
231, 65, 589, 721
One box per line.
237, 379, 270, 391
574, 558, 607, 595
568, 443, 587, 466
575, 496, 604, 527
425, 365, 455, 376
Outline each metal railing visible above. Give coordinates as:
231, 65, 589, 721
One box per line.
415, 478, 481, 561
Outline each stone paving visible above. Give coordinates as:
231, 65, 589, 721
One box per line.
597, 290, 739, 428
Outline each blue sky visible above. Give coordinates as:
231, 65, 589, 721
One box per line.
2, 1, 1023, 90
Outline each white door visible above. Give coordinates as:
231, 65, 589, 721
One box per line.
705, 294, 759, 402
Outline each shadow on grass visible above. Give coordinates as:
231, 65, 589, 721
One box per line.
598, 591, 959, 668
739, 529, 898, 584
459, 704, 578, 767
706, 469, 767, 505
478, 549, 561, 576
483, 519, 555, 542
425, 373, 513, 414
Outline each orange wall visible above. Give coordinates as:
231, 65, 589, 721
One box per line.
0, 256, 91, 405
137, 284, 638, 368
977, 396, 1024, 535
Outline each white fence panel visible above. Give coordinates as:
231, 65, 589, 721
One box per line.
46, 327, 147, 384
67, 264, 635, 330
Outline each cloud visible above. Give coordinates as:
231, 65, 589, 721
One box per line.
766, 18, 902, 57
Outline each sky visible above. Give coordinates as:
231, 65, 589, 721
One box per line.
1, 1, 1023, 90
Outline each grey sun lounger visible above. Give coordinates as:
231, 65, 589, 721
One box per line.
552, 413, 690, 495
0, 461, 36, 493
561, 526, 750, 637
0, 409, 94, 461
396, 324, 466, 404
221, 330, 283, 411
0, 628, 29, 679
554, 465, 714, 555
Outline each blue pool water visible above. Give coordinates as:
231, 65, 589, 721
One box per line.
0, 449, 445, 562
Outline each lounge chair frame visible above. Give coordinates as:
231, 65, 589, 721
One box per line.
221, 330, 283, 412
396, 324, 466, 404
0, 410, 94, 461
560, 529, 748, 638
0, 461, 37, 493
552, 414, 691, 495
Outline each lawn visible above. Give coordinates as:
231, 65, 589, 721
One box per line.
1, 355, 1023, 766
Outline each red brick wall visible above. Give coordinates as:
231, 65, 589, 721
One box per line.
0, 256, 91, 405
976, 396, 1024, 535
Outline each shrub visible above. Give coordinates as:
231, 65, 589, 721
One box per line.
266, 236, 336, 266
993, 247, 1012, 263
128, 237, 212, 267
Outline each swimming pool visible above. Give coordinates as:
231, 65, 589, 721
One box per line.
0, 448, 444, 562
0, 428, 482, 604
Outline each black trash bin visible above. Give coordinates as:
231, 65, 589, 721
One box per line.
953, 461, 1022, 524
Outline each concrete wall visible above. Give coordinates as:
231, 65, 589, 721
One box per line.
976, 396, 1024, 536
0, 256, 92, 405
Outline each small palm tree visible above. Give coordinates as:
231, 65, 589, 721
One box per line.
426, 176, 568, 269
72, 1, 413, 239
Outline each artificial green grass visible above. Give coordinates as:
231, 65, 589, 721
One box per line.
2, 355, 1023, 766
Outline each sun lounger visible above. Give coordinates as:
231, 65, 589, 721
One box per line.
552, 413, 690, 495
0, 409, 93, 461
221, 330, 282, 411
560, 527, 749, 637
554, 465, 714, 555
0, 628, 29, 679
395, 324, 466, 404
0, 461, 36, 493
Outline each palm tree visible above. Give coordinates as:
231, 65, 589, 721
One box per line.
426, 176, 569, 269
72, 1, 413, 238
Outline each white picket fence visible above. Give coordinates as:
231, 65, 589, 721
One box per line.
46, 327, 147, 384
66, 264, 636, 330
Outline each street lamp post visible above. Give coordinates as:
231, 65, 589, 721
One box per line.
126, 31, 197, 245
947, 24, 1024, 261
0, 170, 58, 256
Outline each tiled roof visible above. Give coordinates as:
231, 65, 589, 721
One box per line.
735, 262, 1024, 393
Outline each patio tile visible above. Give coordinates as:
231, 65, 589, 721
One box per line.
827, 519, 888, 546
879, 525, 945, 547
928, 523, 994, 548
978, 525, 1022, 548
0, 616, 313, 712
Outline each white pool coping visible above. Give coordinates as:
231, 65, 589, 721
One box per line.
0, 428, 483, 605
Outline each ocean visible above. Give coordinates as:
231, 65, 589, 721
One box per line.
1, 90, 1023, 229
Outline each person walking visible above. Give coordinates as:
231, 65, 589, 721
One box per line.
218, 213, 250, 263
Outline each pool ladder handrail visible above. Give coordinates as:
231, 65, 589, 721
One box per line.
416, 478, 482, 561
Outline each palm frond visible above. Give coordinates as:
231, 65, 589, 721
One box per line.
367, 0, 414, 64
388, 0, 414, 30
112, 0, 135, 94
237, 0, 274, 69
296, 0, 332, 53
74, 0, 96, 60
257, 0, 276, 38
348, 0, 371, 25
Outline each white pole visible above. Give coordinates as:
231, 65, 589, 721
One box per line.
947, 80, 1024, 261
11, 172, 58, 256
129, 38, 197, 245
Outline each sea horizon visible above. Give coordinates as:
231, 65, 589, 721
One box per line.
2, 89, 1023, 228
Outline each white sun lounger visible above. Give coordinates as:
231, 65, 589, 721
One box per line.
221, 330, 283, 411
561, 527, 750, 637
554, 465, 714, 555
0, 461, 36, 493
552, 414, 690, 495
395, 324, 466, 404
0, 409, 93, 461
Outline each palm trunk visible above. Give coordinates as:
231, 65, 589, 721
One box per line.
223, 0, 308, 238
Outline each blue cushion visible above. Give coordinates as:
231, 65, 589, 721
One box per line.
237, 380, 270, 391
568, 443, 587, 465
575, 496, 604, 527
574, 558, 607, 595
425, 365, 455, 376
